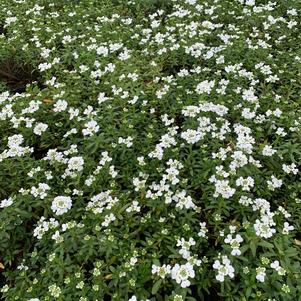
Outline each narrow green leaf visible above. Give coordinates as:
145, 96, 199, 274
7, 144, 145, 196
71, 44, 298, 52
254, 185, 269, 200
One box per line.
250, 241, 257, 257
151, 279, 162, 295
258, 241, 274, 249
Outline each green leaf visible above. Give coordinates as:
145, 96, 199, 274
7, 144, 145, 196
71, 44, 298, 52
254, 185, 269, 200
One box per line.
151, 279, 162, 294
240, 244, 249, 255
258, 241, 274, 249
250, 241, 257, 257
246, 287, 252, 298
14, 208, 32, 218
285, 247, 299, 257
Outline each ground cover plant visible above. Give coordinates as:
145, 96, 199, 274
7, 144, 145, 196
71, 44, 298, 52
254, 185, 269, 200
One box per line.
0, 0, 301, 300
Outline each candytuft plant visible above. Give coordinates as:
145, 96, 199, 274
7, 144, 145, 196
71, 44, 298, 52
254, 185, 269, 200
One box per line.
0, 0, 301, 300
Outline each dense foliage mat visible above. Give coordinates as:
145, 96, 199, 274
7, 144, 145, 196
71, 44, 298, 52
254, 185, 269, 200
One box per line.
0, 0, 301, 300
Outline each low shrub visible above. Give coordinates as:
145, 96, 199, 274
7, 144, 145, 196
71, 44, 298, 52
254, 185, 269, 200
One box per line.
0, 0, 301, 300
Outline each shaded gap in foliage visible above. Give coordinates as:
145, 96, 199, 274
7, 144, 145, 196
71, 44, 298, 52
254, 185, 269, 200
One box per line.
0, 56, 45, 93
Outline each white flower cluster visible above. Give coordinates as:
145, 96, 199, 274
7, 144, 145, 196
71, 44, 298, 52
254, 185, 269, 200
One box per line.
0, 197, 13, 208
198, 222, 208, 238
51, 196, 72, 215
152, 259, 198, 289
86, 191, 119, 214
30, 183, 50, 199
171, 263, 195, 288
148, 127, 178, 160
181, 128, 204, 144
126, 201, 141, 213
254, 215, 276, 239
151, 264, 171, 279
33, 122, 48, 136
145, 159, 198, 211
233, 124, 255, 154
85, 151, 113, 186
0, 134, 33, 161
267, 175, 283, 191
118, 136, 134, 148
33, 217, 59, 239
101, 213, 116, 227
282, 163, 298, 175
63, 156, 85, 178
224, 231, 244, 256
195, 80, 215, 94
235, 176, 254, 191
213, 255, 235, 282
177, 237, 196, 259
270, 260, 286, 276
82, 120, 99, 136
211, 178, 236, 199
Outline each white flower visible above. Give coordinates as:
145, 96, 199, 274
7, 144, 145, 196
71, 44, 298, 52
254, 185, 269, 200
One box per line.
118, 136, 133, 147
282, 222, 294, 235
195, 80, 215, 94
33, 122, 48, 135
242, 88, 258, 103
287, 8, 297, 15
31, 183, 51, 199
38, 62, 52, 72
267, 175, 283, 191
254, 215, 276, 238
82, 120, 99, 136
48, 284, 61, 298
198, 222, 208, 238
282, 163, 298, 175
180, 129, 203, 144
33, 217, 59, 239
182, 105, 200, 117
0, 284, 9, 293
256, 267, 266, 282
101, 213, 116, 227
270, 260, 286, 275
275, 127, 286, 137
239, 196, 253, 206
7, 134, 24, 148
109, 165, 118, 178
224, 234, 243, 256
0, 197, 13, 208
241, 108, 256, 119
53, 99, 68, 112
67, 156, 84, 171
51, 196, 72, 215
126, 201, 141, 213
96, 45, 109, 56
177, 237, 195, 259
133, 177, 146, 191
230, 151, 248, 170
97, 92, 110, 104
235, 176, 254, 191
213, 180, 236, 199
62, 35, 72, 44
246, 0, 255, 6
151, 264, 171, 279
119, 49, 131, 60
172, 190, 196, 210
5, 16, 17, 26
213, 256, 235, 282
262, 145, 276, 156
171, 263, 195, 288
